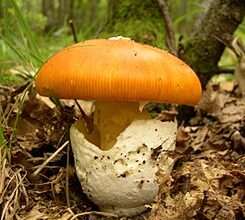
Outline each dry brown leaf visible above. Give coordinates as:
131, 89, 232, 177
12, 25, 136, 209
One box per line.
176, 126, 190, 145
20, 204, 49, 220
231, 130, 245, 150
198, 80, 245, 124
156, 110, 178, 122
233, 38, 245, 97
219, 81, 235, 92
191, 126, 208, 151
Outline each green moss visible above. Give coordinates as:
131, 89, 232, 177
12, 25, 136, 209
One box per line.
181, 38, 219, 85
99, 0, 166, 49
182, 39, 216, 72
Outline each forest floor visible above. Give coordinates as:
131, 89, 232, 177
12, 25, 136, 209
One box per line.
0, 75, 244, 220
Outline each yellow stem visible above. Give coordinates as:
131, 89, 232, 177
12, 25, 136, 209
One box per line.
75, 101, 150, 150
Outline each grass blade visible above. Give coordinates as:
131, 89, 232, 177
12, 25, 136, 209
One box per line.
0, 123, 5, 148
8, 0, 41, 59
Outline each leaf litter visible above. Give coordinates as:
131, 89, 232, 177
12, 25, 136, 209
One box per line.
0, 70, 245, 219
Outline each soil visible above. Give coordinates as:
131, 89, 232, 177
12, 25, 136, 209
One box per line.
0, 78, 244, 220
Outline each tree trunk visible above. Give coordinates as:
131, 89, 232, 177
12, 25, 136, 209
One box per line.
57, 0, 71, 28
42, 0, 56, 32
68, 0, 74, 21
99, 0, 167, 48
99, 0, 245, 122
0, 0, 3, 19
101, 0, 245, 87
181, 0, 245, 87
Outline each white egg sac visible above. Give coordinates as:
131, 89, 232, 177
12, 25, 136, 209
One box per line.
70, 119, 177, 216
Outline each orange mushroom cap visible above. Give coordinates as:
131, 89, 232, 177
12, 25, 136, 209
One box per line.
35, 38, 202, 105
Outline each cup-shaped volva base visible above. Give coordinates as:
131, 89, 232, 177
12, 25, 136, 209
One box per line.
70, 119, 177, 216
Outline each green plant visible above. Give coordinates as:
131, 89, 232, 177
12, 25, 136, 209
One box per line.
0, 123, 5, 148
0, 0, 42, 154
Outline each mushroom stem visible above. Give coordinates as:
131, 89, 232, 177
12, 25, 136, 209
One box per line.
75, 101, 150, 150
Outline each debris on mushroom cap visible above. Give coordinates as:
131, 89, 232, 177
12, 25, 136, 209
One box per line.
109, 36, 131, 40
35, 38, 202, 106
70, 119, 177, 216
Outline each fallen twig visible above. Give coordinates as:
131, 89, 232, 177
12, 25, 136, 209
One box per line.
32, 141, 69, 177
65, 142, 70, 208
69, 20, 78, 43
69, 210, 118, 220
157, 0, 177, 55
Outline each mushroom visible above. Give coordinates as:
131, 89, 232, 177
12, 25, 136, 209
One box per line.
35, 38, 202, 216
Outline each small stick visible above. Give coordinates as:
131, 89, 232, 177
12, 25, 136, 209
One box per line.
0, 158, 7, 194
32, 141, 69, 177
74, 100, 94, 133
157, 0, 177, 56
213, 67, 234, 74
65, 142, 70, 208
70, 211, 118, 220
10, 81, 31, 98
198, 67, 234, 75
69, 20, 78, 43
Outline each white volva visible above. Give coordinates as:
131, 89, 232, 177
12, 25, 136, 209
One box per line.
70, 119, 177, 216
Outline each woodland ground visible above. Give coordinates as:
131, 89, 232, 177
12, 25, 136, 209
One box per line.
0, 72, 244, 220
0, 1, 244, 219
